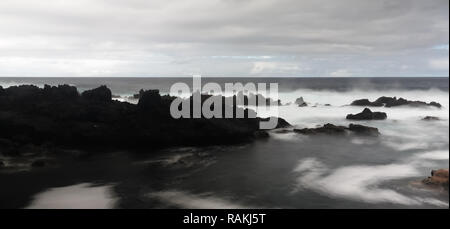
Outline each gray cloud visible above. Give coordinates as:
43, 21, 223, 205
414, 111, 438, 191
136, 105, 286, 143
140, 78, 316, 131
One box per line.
0, 0, 448, 77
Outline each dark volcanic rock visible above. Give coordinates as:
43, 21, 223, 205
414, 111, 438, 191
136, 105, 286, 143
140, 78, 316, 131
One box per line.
43, 84, 79, 101
350, 96, 441, 108
294, 123, 347, 135
422, 116, 440, 121
423, 169, 449, 190
137, 89, 163, 110
374, 96, 401, 106
346, 108, 387, 120
2, 85, 42, 110
348, 123, 380, 136
81, 85, 112, 102
350, 99, 383, 107
429, 102, 442, 108
0, 84, 290, 152
295, 97, 307, 107
260, 117, 292, 129
294, 123, 380, 136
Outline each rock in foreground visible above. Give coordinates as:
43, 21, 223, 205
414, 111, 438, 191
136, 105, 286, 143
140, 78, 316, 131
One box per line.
0, 84, 290, 153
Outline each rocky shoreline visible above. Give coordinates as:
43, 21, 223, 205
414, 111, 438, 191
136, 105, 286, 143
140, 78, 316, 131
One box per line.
0, 84, 290, 158
0, 85, 447, 193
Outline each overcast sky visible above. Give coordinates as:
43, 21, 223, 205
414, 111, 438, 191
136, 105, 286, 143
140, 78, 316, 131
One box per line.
0, 0, 448, 77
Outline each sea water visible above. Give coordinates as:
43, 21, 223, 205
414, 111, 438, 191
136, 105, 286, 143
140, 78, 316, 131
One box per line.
0, 77, 448, 208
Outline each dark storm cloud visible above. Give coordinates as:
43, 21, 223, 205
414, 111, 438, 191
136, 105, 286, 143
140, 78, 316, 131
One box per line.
0, 0, 448, 76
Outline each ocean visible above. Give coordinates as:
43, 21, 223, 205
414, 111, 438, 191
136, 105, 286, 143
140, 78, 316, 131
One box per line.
0, 77, 448, 208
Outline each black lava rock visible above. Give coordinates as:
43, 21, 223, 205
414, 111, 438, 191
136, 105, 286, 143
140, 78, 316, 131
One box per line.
294, 123, 380, 136
0, 84, 290, 152
350, 96, 441, 108
346, 108, 387, 120
81, 85, 112, 102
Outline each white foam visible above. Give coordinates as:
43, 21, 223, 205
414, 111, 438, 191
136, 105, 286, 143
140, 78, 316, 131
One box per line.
415, 150, 449, 160
26, 183, 117, 209
148, 190, 258, 209
293, 157, 448, 207
256, 89, 450, 126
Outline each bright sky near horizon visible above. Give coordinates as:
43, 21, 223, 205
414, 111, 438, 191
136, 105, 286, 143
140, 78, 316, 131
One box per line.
0, 0, 448, 77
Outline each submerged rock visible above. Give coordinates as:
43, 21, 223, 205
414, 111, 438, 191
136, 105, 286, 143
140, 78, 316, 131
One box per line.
294, 123, 380, 136
350, 96, 441, 108
294, 123, 346, 135
422, 169, 449, 190
422, 116, 440, 121
346, 108, 387, 120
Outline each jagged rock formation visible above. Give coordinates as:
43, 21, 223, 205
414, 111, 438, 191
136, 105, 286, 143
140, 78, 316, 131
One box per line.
0, 84, 290, 155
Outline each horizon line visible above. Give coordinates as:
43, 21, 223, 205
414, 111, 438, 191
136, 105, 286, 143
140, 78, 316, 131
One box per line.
0, 75, 449, 78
